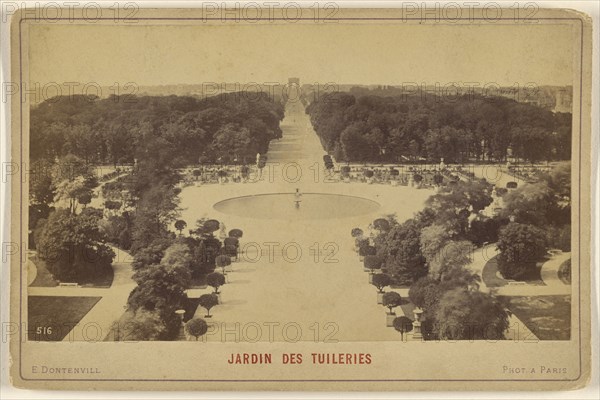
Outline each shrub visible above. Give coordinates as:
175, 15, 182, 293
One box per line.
497, 222, 547, 279
185, 318, 208, 341
393, 316, 413, 340
207, 272, 226, 293
174, 220, 187, 235
372, 218, 391, 232
433, 289, 508, 340
467, 217, 505, 247
371, 273, 392, 293
223, 237, 239, 248
364, 255, 383, 272
495, 187, 508, 197
215, 255, 231, 271
203, 219, 221, 234
546, 224, 571, 252
558, 259, 571, 284
358, 245, 376, 258
104, 200, 122, 211
382, 291, 402, 314
198, 294, 219, 317
112, 310, 166, 341
228, 229, 243, 238
118, 228, 132, 250
351, 228, 364, 238
364, 170, 374, 178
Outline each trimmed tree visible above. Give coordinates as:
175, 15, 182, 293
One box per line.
240, 165, 250, 180
112, 310, 166, 341
433, 288, 509, 340
198, 294, 219, 318
228, 229, 243, 238
372, 218, 391, 232
372, 273, 393, 293
174, 219, 187, 236
341, 165, 351, 178
215, 255, 232, 274
358, 244, 376, 261
223, 238, 239, 260
393, 316, 413, 340
202, 219, 221, 235
185, 318, 208, 341
364, 255, 383, 274
206, 272, 226, 294
351, 227, 364, 238
382, 291, 402, 314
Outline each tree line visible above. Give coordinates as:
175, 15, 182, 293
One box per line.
306, 92, 571, 164
30, 92, 284, 166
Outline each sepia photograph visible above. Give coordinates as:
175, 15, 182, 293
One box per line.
4, 4, 594, 392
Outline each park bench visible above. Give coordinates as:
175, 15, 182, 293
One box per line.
58, 282, 79, 288
507, 281, 527, 286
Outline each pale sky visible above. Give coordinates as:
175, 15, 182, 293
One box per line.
28, 22, 575, 87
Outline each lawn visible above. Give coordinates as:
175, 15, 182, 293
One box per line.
29, 254, 114, 288
481, 256, 508, 287
28, 296, 102, 341
499, 295, 571, 340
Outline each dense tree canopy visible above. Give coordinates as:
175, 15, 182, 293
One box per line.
30, 93, 284, 165
36, 207, 115, 282
306, 92, 571, 163
433, 289, 509, 340
496, 222, 548, 279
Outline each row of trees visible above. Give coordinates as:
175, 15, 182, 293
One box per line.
351, 162, 571, 339
118, 220, 242, 340
354, 212, 509, 341
354, 178, 508, 340
354, 215, 509, 338
306, 92, 571, 163
30, 93, 284, 166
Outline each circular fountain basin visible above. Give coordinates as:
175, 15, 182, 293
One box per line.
213, 193, 380, 220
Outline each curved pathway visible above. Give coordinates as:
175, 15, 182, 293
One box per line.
540, 251, 571, 292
